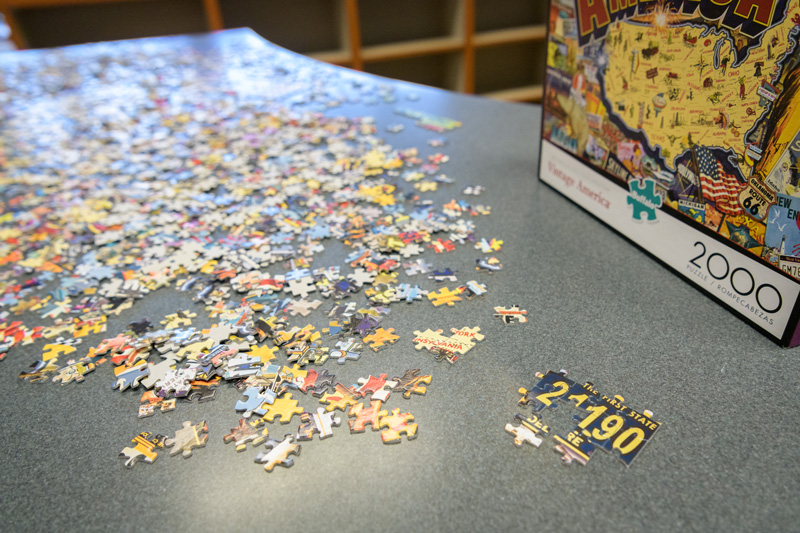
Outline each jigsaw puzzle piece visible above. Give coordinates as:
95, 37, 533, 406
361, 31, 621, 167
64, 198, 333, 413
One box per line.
519, 371, 593, 413
354, 374, 389, 397
627, 178, 663, 221
448, 326, 485, 354
493, 305, 528, 324
223, 418, 269, 452
255, 434, 301, 472
505, 413, 550, 447
331, 337, 362, 364
370, 379, 398, 402
260, 393, 304, 424
119, 431, 167, 468
111, 361, 150, 392
138, 390, 176, 418
295, 407, 341, 441
411, 329, 452, 352
565, 396, 661, 466
235, 386, 277, 418
379, 408, 418, 444
391, 369, 432, 399
426, 286, 462, 306
553, 432, 594, 466
298, 369, 336, 397
319, 383, 360, 412
348, 401, 388, 433
52, 360, 96, 385
165, 420, 209, 458
156, 366, 198, 399
362, 328, 400, 351
141, 358, 177, 390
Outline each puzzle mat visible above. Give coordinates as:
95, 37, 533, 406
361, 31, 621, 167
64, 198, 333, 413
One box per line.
0, 29, 797, 533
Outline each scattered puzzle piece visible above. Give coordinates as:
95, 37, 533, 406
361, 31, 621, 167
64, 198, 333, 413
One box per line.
354, 374, 389, 397
235, 386, 277, 418
160, 310, 197, 330
319, 383, 360, 412
112, 361, 150, 392
223, 418, 269, 452
331, 337, 362, 364
493, 305, 528, 324
299, 369, 336, 397
348, 400, 388, 432
119, 431, 167, 468
379, 408, 418, 443
165, 420, 209, 458
255, 434, 301, 472
260, 393, 304, 424
295, 407, 341, 440
391, 369, 432, 399
52, 361, 95, 385
474, 238, 503, 253
427, 287, 462, 307
362, 328, 399, 351
475, 256, 502, 273
138, 390, 176, 418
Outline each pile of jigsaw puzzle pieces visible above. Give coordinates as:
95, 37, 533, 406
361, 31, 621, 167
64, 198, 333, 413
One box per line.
122, 364, 431, 471
506, 370, 661, 467
0, 34, 530, 474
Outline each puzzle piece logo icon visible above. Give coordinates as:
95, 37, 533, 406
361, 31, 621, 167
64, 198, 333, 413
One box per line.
627, 178, 662, 222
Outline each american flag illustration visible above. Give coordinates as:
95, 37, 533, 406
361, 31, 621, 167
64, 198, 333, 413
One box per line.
696, 147, 744, 217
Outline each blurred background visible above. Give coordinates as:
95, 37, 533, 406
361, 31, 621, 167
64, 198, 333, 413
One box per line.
0, 0, 548, 103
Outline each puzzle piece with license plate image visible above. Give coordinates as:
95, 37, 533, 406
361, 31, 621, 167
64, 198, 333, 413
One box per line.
512, 371, 661, 467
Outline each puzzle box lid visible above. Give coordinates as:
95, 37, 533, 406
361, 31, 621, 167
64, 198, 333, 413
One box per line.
538, 0, 800, 346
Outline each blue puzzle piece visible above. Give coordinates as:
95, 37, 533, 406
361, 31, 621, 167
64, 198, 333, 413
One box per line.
627, 178, 663, 221
235, 386, 277, 418
112, 364, 151, 392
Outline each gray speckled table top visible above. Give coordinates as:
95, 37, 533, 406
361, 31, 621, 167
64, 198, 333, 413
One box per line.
0, 29, 797, 533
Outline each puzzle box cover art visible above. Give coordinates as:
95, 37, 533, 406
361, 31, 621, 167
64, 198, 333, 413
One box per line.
539, 0, 800, 345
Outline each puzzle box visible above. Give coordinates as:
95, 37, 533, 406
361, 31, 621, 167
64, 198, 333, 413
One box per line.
539, 0, 800, 346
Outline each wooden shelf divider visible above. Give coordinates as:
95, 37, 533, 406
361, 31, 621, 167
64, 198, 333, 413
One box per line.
474, 25, 547, 48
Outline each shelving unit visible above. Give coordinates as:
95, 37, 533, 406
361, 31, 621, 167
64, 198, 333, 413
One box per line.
0, 0, 548, 102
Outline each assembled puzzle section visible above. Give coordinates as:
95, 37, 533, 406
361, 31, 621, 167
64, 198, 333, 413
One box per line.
508, 370, 660, 467
539, 0, 800, 346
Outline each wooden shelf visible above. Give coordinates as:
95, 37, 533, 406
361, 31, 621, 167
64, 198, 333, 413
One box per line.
1, 0, 142, 6
480, 85, 543, 102
307, 49, 352, 67
1, 0, 548, 102
362, 36, 464, 63
474, 25, 546, 48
